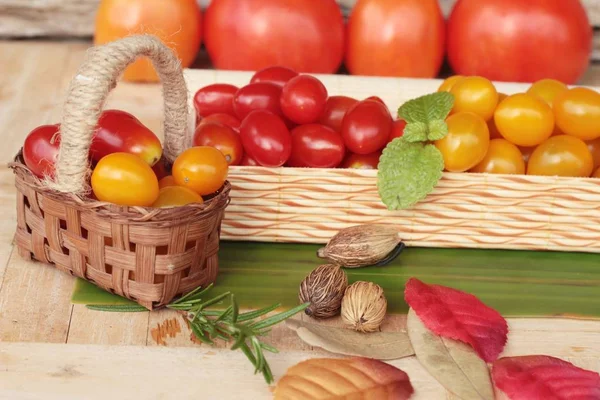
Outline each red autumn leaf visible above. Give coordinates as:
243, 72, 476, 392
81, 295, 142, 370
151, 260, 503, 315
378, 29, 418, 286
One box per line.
404, 278, 508, 362
492, 355, 600, 400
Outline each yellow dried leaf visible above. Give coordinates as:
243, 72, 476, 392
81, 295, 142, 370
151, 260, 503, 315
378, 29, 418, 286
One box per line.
273, 357, 413, 400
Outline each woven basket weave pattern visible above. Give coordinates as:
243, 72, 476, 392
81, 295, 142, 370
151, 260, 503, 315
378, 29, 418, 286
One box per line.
12, 35, 230, 309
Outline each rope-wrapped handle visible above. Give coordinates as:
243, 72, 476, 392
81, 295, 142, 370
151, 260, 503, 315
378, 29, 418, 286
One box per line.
47, 34, 188, 195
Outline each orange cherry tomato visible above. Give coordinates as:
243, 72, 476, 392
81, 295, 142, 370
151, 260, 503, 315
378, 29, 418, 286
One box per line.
593, 167, 600, 178
435, 112, 490, 172
487, 93, 508, 139
91, 152, 159, 206
527, 135, 593, 177
152, 186, 203, 208
494, 93, 554, 147
172, 146, 229, 195
554, 87, 600, 141
519, 146, 536, 163
158, 175, 177, 189
586, 137, 600, 170
192, 122, 244, 165
450, 76, 498, 121
471, 139, 525, 175
526, 79, 568, 107
438, 75, 464, 92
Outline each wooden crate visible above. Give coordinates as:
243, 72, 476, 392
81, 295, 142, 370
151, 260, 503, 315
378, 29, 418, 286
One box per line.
184, 69, 600, 253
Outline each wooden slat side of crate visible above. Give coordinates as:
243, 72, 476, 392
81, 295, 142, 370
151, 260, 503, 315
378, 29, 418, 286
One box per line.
184, 69, 600, 252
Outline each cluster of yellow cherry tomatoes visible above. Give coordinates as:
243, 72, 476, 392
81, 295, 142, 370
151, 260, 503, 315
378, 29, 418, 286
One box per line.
436, 76, 600, 178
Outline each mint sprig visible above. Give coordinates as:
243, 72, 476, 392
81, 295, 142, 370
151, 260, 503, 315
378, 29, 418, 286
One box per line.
377, 139, 444, 210
398, 92, 454, 142
377, 91, 453, 210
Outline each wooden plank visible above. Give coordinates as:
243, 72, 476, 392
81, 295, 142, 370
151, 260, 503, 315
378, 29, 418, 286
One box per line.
66, 305, 149, 345
0, 339, 598, 400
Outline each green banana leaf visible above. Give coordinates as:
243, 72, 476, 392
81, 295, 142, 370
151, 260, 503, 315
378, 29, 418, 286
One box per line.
72, 241, 600, 319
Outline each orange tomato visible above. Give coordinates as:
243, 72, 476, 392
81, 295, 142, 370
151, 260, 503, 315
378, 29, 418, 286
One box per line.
152, 186, 203, 208
172, 146, 229, 195
435, 112, 490, 172
519, 146, 536, 163
554, 87, 600, 141
450, 76, 499, 121
471, 139, 525, 175
527, 135, 593, 177
438, 76, 464, 93
91, 153, 159, 206
487, 93, 508, 139
94, 0, 202, 82
158, 175, 177, 189
586, 137, 600, 170
494, 93, 554, 147
593, 167, 600, 178
526, 79, 568, 107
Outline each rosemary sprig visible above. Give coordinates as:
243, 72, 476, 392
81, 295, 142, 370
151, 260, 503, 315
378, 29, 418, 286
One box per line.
167, 286, 309, 384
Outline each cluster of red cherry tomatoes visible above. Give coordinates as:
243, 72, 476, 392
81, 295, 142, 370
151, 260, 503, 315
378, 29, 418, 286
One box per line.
436, 76, 600, 178
193, 66, 406, 170
22, 110, 228, 208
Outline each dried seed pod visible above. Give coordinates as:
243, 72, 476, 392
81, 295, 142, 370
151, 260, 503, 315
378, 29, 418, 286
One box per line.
299, 264, 348, 319
317, 224, 404, 268
341, 281, 387, 333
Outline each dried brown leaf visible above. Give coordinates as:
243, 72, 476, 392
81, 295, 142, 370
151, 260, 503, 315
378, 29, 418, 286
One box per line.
274, 357, 414, 400
406, 308, 494, 400
286, 317, 414, 360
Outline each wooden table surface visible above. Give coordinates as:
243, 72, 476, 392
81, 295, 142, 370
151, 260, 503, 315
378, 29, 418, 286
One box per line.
1, 40, 600, 400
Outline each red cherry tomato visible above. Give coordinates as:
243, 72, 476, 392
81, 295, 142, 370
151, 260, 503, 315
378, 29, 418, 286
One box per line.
365, 96, 386, 105
389, 119, 407, 141
319, 96, 359, 133
240, 153, 259, 166
239, 110, 291, 167
250, 66, 299, 88
346, 0, 445, 78
287, 124, 345, 168
233, 82, 283, 121
447, 0, 592, 84
23, 124, 61, 178
280, 75, 328, 125
341, 100, 392, 155
341, 152, 382, 169
92, 110, 162, 166
192, 122, 244, 165
152, 156, 171, 180
197, 113, 241, 131
193, 84, 238, 118
204, 0, 345, 73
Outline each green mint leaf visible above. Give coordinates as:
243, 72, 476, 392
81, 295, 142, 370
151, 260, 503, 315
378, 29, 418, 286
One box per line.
377, 138, 444, 210
402, 122, 428, 142
426, 119, 449, 141
397, 92, 454, 142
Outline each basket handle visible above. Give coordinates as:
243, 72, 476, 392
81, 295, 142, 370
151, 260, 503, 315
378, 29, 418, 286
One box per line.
47, 34, 188, 195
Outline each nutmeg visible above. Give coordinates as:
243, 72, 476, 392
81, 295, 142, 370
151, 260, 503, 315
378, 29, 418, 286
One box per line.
299, 264, 348, 319
317, 224, 404, 268
341, 281, 387, 333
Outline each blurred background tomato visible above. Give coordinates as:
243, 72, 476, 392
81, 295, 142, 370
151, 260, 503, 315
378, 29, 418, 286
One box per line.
94, 0, 202, 82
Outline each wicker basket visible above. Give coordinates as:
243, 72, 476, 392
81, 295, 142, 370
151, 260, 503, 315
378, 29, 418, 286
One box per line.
11, 35, 231, 310
185, 69, 600, 254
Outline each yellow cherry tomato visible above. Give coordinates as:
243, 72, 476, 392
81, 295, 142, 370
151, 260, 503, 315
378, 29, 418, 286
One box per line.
438, 75, 464, 92
471, 139, 525, 175
450, 76, 498, 121
487, 93, 508, 139
158, 175, 177, 189
554, 87, 600, 141
435, 112, 490, 172
526, 79, 568, 107
593, 167, 600, 178
586, 137, 600, 170
152, 186, 203, 208
172, 146, 229, 195
527, 135, 593, 177
494, 93, 554, 147
91, 152, 159, 206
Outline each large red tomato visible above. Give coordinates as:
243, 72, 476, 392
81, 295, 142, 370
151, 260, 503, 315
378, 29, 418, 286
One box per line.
345, 0, 445, 77
204, 0, 345, 73
447, 0, 592, 84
